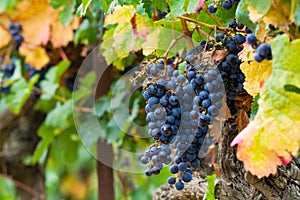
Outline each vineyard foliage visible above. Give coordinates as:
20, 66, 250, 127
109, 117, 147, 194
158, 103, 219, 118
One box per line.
0, 0, 299, 198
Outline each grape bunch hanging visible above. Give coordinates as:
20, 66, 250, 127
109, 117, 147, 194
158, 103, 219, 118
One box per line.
137, 17, 274, 189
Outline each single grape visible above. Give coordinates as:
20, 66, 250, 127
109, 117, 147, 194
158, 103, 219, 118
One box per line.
178, 162, 187, 172
182, 172, 192, 182
168, 177, 176, 185
170, 165, 179, 174
246, 34, 257, 45
208, 4, 217, 13
175, 181, 185, 190
222, 0, 233, 10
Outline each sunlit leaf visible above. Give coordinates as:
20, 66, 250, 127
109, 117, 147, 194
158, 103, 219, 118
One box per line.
231, 35, 300, 178
240, 48, 272, 97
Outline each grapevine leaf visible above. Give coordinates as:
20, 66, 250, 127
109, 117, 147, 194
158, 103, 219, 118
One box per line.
231, 35, 300, 178
94, 96, 111, 117
186, 0, 199, 14
235, 0, 257, 31
40, 60, 70, 100
169, 0, 185, 17
141, 0, 155, 17
45, 100, 73, 129
0, 23, 11, 49
0, 0, 17, 13
205, 174, 217, 200
19, 45, 50, 69
250, 94, 259, 119
72, 72, 96, 102
74, 18, 99, 45
50, 17, 79, 48
240, 48, 272, 96
152, 0, 168, 12
80, 0, 92, 16
284, 84, 300, 94
32, 124, 56, 164
51, 0, 76, 26
78, 117, 104, 148
15, 0, 56, 46
244, 0, 271, 15
50, 126, 79, 163
295, 0, 300, 25
4, 75, 39, 114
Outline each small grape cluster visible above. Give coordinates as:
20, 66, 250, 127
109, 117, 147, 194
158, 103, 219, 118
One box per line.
140, 59, 183, 176
246, 34, 272, 62
216, 33, 246, 117
9, 23, 24, 50
208, 0, 240, 13
0, 58, 16, 94
25, 64, 48, 98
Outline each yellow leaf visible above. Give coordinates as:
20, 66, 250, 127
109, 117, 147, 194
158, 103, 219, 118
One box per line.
240, 49, 272, 96
19, 45, 50, 69
232, 120, 292, 178
0, 26, 11, 49
14, 0, 57, 46
232, 35, 300, 178
50, 18, 74, 48
142, 29, 160, 56
104, 5, 136, 27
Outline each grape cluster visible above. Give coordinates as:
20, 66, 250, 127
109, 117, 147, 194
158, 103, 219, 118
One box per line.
246, 34, 272, 62
0, 58, 16, 94
139, 48, 226, 190
9, 23, 23, 50
140, 59, 182, 176
139, 24, 250, 190
216, 34, 246, 117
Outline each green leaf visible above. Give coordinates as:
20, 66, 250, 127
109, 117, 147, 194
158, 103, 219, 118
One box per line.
72, 72, 96, 102
51, 0, 76, 26
250, 94, 259, 120
78, 117, 104, 147
5, 75, 39, 114
231, 35, 300, 178
40, 61, 70, 100
295, 0, 300, 25
284, 84, 300, 94
94, 96, 111, 117
169, 0, 185, 17
152, 0, 168, 12
81, 0, 92, 16
0, 0, 17, 13
205, 174, 217, 200
244, 0, 271, 15
141, 0, 155, 17
74, 18, 99, 45
101, 29, 118, 65
32, 124, 56, 164
236, 0, 257, 31
45, 100, 73, 129
186, 0, 199, 13
50, 126, 79, 164
0, 176, 16, 200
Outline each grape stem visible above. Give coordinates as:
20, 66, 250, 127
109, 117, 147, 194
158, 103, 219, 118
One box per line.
280, 27, 295, 40
202, 4, 222, 27
180, 16, 246, 33
58, 47, 69, 60
196, 27, 214, 40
